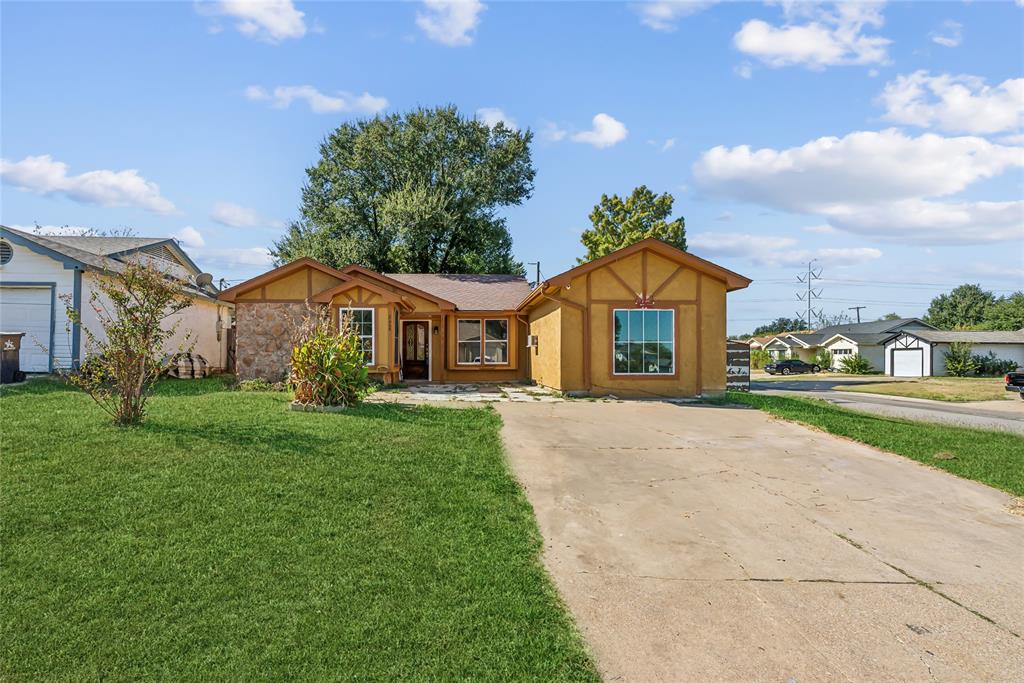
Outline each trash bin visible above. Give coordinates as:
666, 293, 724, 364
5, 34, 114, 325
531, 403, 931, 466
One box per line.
1, 332, 26, 384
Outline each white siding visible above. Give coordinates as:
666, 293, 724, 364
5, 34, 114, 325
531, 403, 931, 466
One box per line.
824, 337, 858, 370
0, 239, 77, 371
80, 272, 230, 370
932, 343, 1024, 376
884, 334, 932, 376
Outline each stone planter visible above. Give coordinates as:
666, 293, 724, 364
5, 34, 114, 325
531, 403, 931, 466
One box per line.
289, 401, 350, 413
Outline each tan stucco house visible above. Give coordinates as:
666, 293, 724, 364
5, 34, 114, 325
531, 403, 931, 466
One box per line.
219, 238, 751, 397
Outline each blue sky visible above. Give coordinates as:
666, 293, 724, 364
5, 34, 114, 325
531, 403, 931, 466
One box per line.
2, 0, 1022, 334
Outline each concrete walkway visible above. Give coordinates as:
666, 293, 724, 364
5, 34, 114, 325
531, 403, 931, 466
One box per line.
496, 400, 1024, 682
752, 380, 1024, 434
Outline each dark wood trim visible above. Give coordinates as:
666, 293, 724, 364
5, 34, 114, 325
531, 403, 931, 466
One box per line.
606, 264, 636, 298
641, 250, 647, 295
591, 298, 697, 305
696, 273, 703, 395
306, 269, 312, 298
604, 305, 682, 380
584, 272, 592, 390
650, 266, 683, 300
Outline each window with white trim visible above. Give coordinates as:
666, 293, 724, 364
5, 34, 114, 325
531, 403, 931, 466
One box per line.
457, 318, 509, 364
613, 309, 674, 375
340, 308, 374, 365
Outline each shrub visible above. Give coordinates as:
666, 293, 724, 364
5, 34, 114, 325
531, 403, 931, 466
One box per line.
60, 258, 193, 426
751, 348, 772, 369
237, 378, 287, 392
838, 354, 873, 374
289, 307, 370, 408
943, 342, 977, 377
814, 348, 833, 370
971, 351, 1018, 377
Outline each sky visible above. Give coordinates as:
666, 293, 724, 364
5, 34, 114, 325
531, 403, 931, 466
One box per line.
2, 0, 1022, 335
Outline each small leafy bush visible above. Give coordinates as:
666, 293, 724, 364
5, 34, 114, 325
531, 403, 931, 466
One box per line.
750, 348, 771, 369
814, 348, 833, 370
943, 342, 977, 377
237, 378, 286, 392
971, 351, 1019, 376
289, 307, 370, 408
838, 354, 873, 374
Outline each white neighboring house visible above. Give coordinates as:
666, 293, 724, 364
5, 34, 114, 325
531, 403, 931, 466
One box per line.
883, 329, 1024, 377
0, 225, 232, 373
767, 318, 936, 371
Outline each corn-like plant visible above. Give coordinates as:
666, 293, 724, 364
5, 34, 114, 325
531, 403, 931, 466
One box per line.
289, 307, 370, 408
838, 353, 873, 375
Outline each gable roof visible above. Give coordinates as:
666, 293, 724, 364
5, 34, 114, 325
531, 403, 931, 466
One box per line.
888, 329, 1024, 344
1, 225, 214, 299
387, 273, 531, 311
218, 257, 351, 302
341, 265, 456, 309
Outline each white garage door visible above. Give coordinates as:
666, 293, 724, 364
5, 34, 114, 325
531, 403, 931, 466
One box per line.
892, 349, 923, 377
0, 286, 53, 372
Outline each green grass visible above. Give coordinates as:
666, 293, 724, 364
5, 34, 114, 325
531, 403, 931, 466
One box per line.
0, 378, 597, 682
721, 392, 1024, 497
833, 376, 1013, 402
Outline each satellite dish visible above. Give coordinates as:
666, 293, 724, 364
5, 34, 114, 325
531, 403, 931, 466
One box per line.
195, 272, 214, 287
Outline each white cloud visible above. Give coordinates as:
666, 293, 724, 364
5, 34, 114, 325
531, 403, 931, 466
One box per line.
715, 211, 733, 222
192, 247, 274, 269
803, 224, 837, 234
635, 1, 717, 32
877, 71, 1024, 135
476, 107, 517, 130
571, 113, 628, 148
734, 62, 753, 79
661, 137, 677, 152
210, 201, 285, 229
689, 232, 882, 267
172, 226, 205, 249
930, 20, 962, 48
416, 0, 485, 47
540, 121, 567, 142
733, 2, 890, 70
693, 129, 1024, 244
0, 154, 176, 214
245, 84, 388, 114
198, 0, 307, 43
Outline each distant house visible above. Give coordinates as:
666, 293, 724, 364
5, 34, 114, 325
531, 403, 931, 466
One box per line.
763, 318, 935, 371
0, 226, 231, 373
883, 329, 1024, 377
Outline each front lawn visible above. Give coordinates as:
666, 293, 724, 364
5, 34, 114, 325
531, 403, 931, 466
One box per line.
834, 376, 1014, 402
722, 392, 1024, 497
0, 378, 597, 682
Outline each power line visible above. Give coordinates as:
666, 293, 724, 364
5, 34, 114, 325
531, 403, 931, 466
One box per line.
795, 260, 822, 328
848, 305, 866, 323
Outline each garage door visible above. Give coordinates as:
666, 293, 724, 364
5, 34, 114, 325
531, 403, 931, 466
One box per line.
892, 349, 923, 377
0, 286, 53, 372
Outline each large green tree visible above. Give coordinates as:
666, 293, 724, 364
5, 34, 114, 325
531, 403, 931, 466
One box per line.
924, 284, 995, 329
981, 292, 1024, 331
273, 106, 535, 275
578, 186, 686, 263
750, 317, 805, 337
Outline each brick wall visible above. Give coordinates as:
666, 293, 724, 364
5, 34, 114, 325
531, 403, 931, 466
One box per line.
235, 302, 311, 381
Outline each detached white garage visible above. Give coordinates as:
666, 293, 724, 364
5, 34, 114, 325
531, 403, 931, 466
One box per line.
0, 285, 56, 372
884, 330, 1024, 377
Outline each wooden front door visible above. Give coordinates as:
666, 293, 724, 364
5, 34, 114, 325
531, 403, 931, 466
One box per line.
402, 321, 429, 380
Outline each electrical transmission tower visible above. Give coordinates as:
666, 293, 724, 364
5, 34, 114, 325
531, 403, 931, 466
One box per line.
795, 260, 822, 329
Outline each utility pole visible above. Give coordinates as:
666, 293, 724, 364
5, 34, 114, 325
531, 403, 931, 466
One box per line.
795, 260, 822, 330
848, 305, 865, 323
527, 261, 541, 289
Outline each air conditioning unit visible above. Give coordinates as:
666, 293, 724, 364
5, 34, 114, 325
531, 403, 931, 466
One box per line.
526, 334, 538, 348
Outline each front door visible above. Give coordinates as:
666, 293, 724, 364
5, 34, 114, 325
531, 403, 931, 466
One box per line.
403, 321, 429, 380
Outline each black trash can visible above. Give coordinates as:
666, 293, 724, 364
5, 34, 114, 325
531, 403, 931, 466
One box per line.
1, 332, 27, 384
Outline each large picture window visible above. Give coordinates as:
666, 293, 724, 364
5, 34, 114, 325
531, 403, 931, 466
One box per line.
457, 318, 509, 365
341, 308, 374, 365
613, 309, 674, 375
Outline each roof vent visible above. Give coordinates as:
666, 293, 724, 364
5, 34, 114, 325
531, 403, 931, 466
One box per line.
0, 240, 12, 265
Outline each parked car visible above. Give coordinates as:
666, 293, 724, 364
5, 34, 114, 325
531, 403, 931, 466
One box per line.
1005, 369, 1024, 399
765, 359, 821, 375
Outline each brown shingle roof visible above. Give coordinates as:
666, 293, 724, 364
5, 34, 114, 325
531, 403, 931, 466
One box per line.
385, 273, 532, 311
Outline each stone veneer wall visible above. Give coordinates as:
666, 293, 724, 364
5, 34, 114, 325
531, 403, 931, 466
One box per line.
235, 302, 312, 380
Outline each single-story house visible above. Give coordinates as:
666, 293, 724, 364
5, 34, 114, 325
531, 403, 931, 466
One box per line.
766, 318, 934, 370
883, 329, 1024, 377
746, 335, 775, 351
218, 238, 752, 397
0, 225, 231, 373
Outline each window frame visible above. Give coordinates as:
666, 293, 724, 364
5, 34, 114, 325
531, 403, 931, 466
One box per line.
611, 308, 676, 377
455, 317, 511, 366
340, 307, 375, 367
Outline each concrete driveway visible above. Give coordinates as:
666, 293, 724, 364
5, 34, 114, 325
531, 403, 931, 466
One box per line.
495, 400, 1024, 681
